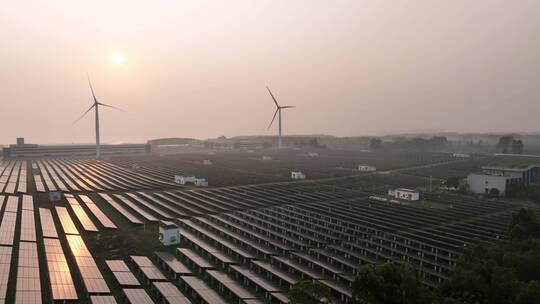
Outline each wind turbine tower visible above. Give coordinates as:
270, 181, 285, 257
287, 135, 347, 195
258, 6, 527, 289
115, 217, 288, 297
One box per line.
74, 76, 121, 158
266, 87, 295, 149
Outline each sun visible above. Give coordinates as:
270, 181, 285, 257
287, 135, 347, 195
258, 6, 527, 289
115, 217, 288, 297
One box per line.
111, 51, 126, 65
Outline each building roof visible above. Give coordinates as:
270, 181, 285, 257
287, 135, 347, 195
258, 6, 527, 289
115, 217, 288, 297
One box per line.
482, 163, 540, 172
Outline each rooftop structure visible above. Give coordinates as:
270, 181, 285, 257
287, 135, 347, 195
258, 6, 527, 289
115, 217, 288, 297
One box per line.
3, 139, 150, 158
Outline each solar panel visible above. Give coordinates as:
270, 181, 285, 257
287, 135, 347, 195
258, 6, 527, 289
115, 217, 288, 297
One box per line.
39, 208, 59, 238
15, 242, 41, 304
0, 211, 17, 245
22, 195, 34, 211
179, 276, 225, 304
43, 238, 78, 300
55, 206, 80, 235
0, 246, 12, 303
65, 195, 98, 232
129, 256, 166, 281
20, 210, 37, 242
123, 288, 154, 304
154, 251, 191, 276
105, 260, 140, 286
5, 195, 19, 213
113, 194, 159, 222
65, 235, 110, 293
78, 195, 117, 229
153, 282, 191, 304
90, 295, 118, 304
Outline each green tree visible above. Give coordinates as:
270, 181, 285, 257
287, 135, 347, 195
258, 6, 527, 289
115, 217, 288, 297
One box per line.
289, 280, 331, 304
351, 263, 435, 304
446, 176, 460, 188
509, 208, 540, 241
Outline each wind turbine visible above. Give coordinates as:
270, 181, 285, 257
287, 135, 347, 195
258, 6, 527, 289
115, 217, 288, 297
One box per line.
74, 75, 122, 158
267, 86, 295, 149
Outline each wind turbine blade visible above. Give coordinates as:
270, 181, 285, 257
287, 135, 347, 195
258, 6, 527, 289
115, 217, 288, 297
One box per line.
266, 86, 280, 108
280, 105, 296, 109
73, 104, 96, 124
87, 74, 98, 104
268, 108, 279, 129
98, 102, 123, 111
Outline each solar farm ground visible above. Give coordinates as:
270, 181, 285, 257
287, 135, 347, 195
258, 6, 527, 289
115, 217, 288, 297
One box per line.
0, 150, 534, 303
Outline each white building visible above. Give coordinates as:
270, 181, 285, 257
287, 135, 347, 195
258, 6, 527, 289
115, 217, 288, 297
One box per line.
453, 153, 471, 158
159, 221, 180, 246
291, 171, 306, 180
388, 188, 420, 201
308, 152, 319, 157
174, 175, 208, 187
174, 176, 197, 185
467, 164, 540, 196
358, 164, 377, 172
467, 173, 508, 196
262, 156, 273, 161
203, 160, 213, 165
194, 178, 209, 187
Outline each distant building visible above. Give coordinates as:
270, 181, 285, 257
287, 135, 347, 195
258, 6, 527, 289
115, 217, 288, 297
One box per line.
262, 156, 273, 161
194, 178, 209, 187
452, 153, 471, 158
2, 138, 150, 158
388, 188, 420, 201
174, 176, 197, 185
174, 175, 208, 187
358, 164, 377, 172
159, 221, 180, 246
307, 152, 319, 157
467, 163, 540, 196
291, 171, 306, 180
203, 160, 213, 165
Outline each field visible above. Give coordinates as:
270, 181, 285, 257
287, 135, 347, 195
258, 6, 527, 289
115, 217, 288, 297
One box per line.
0, 149, 534, 304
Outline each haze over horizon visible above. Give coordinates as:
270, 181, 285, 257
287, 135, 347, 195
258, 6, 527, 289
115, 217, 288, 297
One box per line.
2, 0, 539, 145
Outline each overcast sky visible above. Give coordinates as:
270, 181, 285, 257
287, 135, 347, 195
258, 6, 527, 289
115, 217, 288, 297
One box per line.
1, 0, 539, 145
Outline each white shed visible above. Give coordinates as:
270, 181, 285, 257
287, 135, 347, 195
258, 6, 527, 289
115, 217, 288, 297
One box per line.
262, 156, 273, 161
194, 178, 209, 187
358, 164, 377, 172
388, 188, 420, 201
159, 221, 180, 246
291, 171, 306, 180
174, 176, 197, 185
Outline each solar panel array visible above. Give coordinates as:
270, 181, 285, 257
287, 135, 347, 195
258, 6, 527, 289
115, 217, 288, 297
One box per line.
65, 194, 98, 232
0, 160, 26, 194
99, 193, 142, 224
28, 158, 174, 193
79, 195, 117, 229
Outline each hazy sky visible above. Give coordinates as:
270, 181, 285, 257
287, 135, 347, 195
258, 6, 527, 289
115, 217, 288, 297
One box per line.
1, 0, 539, 144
